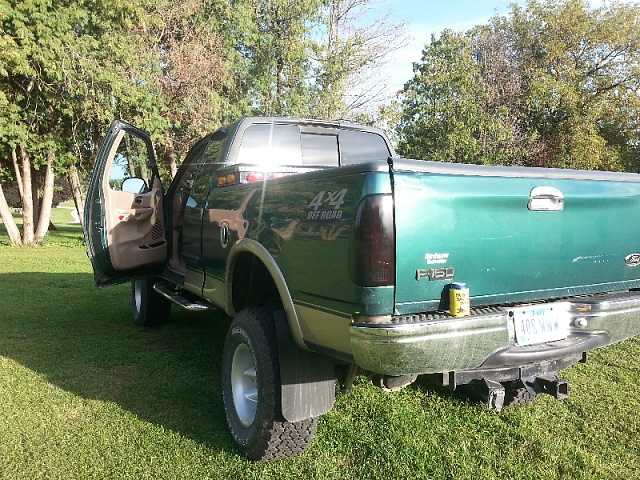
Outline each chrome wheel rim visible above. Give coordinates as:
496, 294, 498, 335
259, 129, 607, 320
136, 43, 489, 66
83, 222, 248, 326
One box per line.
231, 343, 258, 427
133, 281, 142, 313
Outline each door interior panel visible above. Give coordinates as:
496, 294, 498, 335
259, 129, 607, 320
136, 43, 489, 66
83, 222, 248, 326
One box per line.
103, 176, 166, 270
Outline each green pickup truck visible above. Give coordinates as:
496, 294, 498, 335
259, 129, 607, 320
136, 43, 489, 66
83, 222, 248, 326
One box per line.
85, 117, 640, 461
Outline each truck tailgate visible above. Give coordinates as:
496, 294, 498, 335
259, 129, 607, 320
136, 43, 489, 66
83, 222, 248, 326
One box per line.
392, 160, 640, 315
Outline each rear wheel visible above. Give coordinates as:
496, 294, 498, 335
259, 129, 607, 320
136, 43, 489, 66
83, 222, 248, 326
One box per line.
221, 308, 317, 462
131, 277, 171, 326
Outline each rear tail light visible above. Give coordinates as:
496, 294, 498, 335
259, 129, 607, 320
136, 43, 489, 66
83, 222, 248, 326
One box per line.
349, 194, 395, 286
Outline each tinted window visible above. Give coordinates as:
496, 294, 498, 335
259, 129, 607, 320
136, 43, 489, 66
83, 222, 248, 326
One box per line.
237, 124, 302, 166
236, 123, 340, 167
190, 163, 218, 207
173, 135, 223, 209
171, 138, 208, 206
339, 130, 391, 165
202, 137, 224, 165
301, 132, 338, 166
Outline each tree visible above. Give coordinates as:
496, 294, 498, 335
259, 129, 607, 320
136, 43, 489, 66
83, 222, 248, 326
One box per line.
0, 0, 81, 244
395, 0, 640, 171
308, 0, 408, 119
0, 0, 161, 244
218, 0, 408, 119
396, 30, 521, 164
143, 0, 244, 177
229, 0, 324, 116
492, 0, 640, 169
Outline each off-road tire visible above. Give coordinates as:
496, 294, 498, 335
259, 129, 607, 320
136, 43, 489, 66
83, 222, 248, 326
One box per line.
131, 277, 171, 326
221, 308, 318, 462
502, 380, 539, 408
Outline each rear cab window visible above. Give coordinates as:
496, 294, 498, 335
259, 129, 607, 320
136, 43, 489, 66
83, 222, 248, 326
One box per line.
339, 129, 391, 165
236, 123, 339, 167
235, 122, 391, 168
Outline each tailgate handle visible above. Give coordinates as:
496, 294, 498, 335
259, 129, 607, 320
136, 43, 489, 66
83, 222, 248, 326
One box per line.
528, 186, 564, 212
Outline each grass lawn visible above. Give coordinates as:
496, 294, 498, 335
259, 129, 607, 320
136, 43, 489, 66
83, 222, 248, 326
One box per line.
0, 220, 639, 479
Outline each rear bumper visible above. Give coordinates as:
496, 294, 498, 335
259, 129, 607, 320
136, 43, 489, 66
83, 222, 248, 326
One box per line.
350, 291, 640, 376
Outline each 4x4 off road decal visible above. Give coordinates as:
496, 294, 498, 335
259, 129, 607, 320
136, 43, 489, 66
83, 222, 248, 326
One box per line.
307, 189, 347, 220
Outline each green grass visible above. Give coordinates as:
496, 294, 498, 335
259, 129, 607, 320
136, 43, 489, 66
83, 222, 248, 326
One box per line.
1, 225, 639, 479
0, 206, 84, 247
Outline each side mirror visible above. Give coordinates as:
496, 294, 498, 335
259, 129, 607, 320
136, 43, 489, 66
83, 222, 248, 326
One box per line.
122, 177, 148, 194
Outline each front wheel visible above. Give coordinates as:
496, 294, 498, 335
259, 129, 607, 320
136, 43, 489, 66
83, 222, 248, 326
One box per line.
131, 277, 171, 326
221, 308, 318, 461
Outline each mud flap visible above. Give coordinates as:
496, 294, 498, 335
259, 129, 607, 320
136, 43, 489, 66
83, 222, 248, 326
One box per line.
274, 311, 336, 422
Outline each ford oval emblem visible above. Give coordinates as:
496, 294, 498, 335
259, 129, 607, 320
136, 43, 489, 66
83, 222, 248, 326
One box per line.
626, 253, 640, 266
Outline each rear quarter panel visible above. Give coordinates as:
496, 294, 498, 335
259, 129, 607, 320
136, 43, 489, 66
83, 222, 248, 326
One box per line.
205, 165, 392, 354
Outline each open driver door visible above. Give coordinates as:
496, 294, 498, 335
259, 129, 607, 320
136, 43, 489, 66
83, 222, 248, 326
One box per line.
84, 120, 167, 287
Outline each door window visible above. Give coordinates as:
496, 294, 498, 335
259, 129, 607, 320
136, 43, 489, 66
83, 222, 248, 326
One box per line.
108, 132, 154, 191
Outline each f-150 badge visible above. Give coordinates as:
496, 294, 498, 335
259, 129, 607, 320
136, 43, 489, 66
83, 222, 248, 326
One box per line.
416, 267, 455, 281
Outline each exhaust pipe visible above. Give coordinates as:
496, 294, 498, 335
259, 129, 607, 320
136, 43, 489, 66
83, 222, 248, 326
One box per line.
370, 374, 418, 392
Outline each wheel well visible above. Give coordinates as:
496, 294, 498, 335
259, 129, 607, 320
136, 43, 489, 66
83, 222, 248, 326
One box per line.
231, 252, 281, 312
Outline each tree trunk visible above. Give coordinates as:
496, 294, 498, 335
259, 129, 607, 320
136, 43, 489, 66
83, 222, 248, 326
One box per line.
0, 181, 22, 245
34, 151, 56, 243
166, 136, 178, 179
169, 152, 178, 179
140, 161, 149, 185
19, 143, 35, 245
68, 162, 85, 230
11, 147, 24, 202
31, 170, 40, 230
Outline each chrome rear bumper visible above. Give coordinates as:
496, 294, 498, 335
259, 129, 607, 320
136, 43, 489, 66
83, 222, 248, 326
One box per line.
350, 291, 640, 376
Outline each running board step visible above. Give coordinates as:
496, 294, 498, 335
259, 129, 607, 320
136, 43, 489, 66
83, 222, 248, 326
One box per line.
153, 282, 211, 311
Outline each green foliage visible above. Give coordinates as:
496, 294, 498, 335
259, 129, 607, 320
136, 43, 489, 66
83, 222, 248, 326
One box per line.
396, 0, 640, 171
399, 31, 502, 164
245, 0, 325, 116
0, 0, 396, 185
397, 30, 527, 165
0, 0, 158, 173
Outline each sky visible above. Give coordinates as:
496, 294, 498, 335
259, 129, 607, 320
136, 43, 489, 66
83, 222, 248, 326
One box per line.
371, 0, 630, 101
375, 0, 526, 97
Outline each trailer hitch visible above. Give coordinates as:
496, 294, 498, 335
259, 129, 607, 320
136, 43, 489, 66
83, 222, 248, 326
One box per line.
525, 375, 569, 400
468, 375, 568, 412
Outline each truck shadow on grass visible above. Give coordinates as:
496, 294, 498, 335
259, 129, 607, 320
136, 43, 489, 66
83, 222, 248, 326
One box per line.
0, 272, 238, 455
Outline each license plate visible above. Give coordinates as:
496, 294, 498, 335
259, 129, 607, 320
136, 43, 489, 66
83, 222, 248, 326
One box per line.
513, 305, 569, 346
